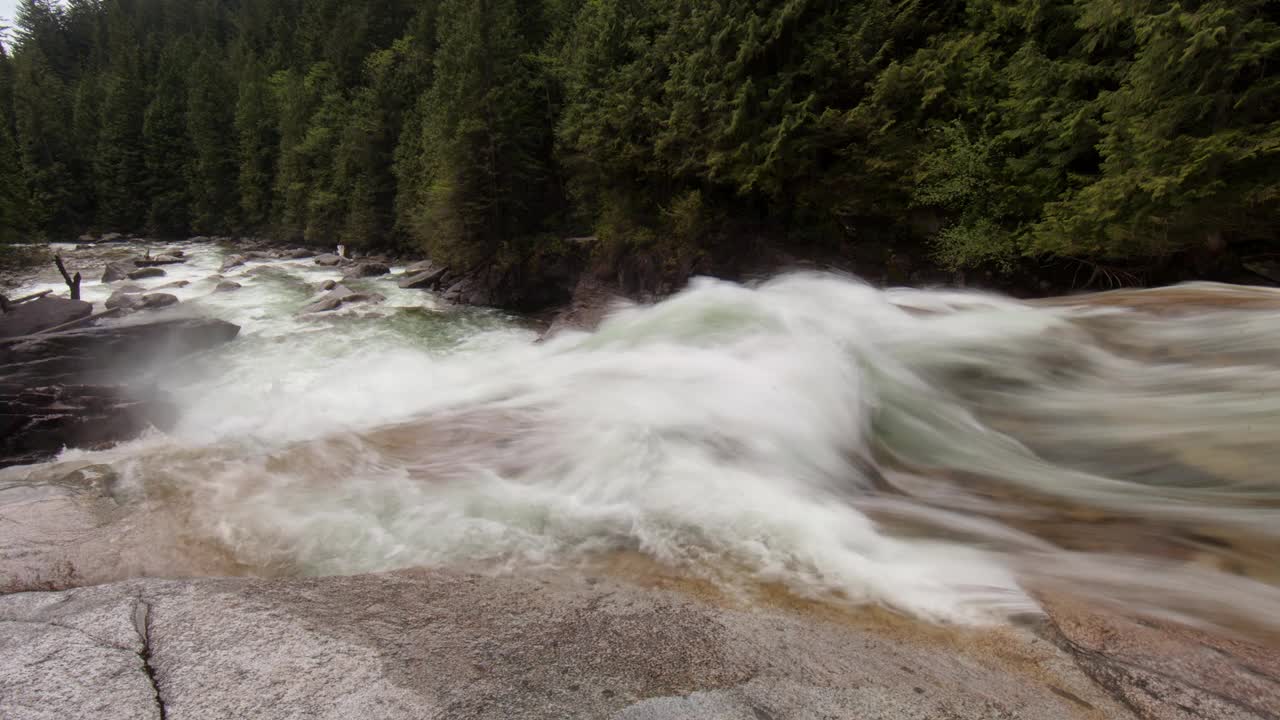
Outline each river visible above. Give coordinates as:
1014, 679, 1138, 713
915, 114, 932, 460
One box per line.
4, 240, 1280, 633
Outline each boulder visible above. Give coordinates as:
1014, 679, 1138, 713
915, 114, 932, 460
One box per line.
442, 276, 492, 306
101, 261, 135, 283
403, 259, 438, 275
134, 255, 186, 267
314, 254, 344, 267
342, 262, 391, 281
244, 250, 275, 260
220, 255, 247, 272
0, 318, 241, 388
398, 264, 449, 290
0, 385, 174, 469
0, 570, 1138, 720
0, 297, 93, 338
286, 248, 314, 259
126, 267, 166, 281
98, 232, 124, 243
104, 290, 145, 311
214, 281, 241, 293
77, 233, 95, 243
301, 285, 384, 313
154, 280, 190, 290
320, 280, 337, 291
541, 276, 629, 339
139, 293, 179, 310
0, 318, 239, 467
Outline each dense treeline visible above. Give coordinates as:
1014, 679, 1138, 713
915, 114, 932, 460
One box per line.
0, 0, 1277, 274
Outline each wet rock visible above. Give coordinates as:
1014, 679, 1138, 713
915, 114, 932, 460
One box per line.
314, 254, 344, 267
154, 280, 190, 291
398, 264, 448, 290
442, 276, 492, 306
0, 318, 241, 389
1244, 261, 1280, 285
126, 267, 166, 281
0, 385, 174, 470
542, 276, 629, 339
98, 232, 124, 243
320, 280, 337, 291
244, 250, 275, 260
342, 261, 390, 280
214, 281, 241, 293
101, 261, 135, 283
403, 259, 438, 275
77, 233, 95, 243
104, 290, 145, 311
134, 255, 185, 267
0, 297, 94, 338
1044, 598, 1280, 720
301, 285, 384, 313
139, 293, 179, 310
0, 571, 1134, 720
220, 255, 247, 272
160, 248, 186, 258
286, 248, 314, 260
0, 318, 239, 467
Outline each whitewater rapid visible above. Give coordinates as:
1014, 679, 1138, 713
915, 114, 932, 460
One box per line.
6, 242, 1280, 628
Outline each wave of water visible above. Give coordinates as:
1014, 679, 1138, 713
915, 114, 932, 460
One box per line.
9, 243, 1280, 627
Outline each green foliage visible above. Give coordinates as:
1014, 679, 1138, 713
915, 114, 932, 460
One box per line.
143, 45, 191, 234
0, 0, 1276, 273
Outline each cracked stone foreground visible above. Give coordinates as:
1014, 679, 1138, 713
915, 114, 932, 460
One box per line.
2, 569, 1278, 720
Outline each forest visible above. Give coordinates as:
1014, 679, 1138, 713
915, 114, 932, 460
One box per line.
0, 0, 1277, 278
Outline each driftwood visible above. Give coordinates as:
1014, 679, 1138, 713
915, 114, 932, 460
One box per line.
12, 289, 53, 305
53, 254, 82, 300
32, 306, 124, 335
0, 289, 54, 314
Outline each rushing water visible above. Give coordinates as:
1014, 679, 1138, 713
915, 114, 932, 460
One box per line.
5, 241, 1280, 629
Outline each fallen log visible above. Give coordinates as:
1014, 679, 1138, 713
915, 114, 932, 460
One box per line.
33, 306, 124, 335
11, 289, 53, 305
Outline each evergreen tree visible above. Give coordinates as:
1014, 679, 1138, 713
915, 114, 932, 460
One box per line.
234, 56, 277, 229
143, 44, 191, 234
410, 0, 556, 266
0, 39, 29, 243
186, 47, 238, 233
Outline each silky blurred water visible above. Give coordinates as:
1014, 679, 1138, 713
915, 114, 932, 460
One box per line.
6, 242, 1280, 628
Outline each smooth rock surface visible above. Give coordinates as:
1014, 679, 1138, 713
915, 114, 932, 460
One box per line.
0, 297, 94, 338
214, 281, 241, 293
219, 255, 246, 272
301, 285, 384, 313
104, 289, 145, 311
139, 293, 179, 310
127, 267, 166, 280
314, 254, 343, 267
342, 261, 390, 280
0, 570, 1135, 720
101, 261, 134, 283
398, 265, 448, 290
0, 384, 171, 469
0, 318, 240, 466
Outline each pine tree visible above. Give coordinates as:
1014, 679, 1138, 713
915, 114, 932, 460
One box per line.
186, 47, 238, 233
0, 40, 30, 243
142, 44, 191, 234
410, 0, 556, 266
234, 56, 277, 230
